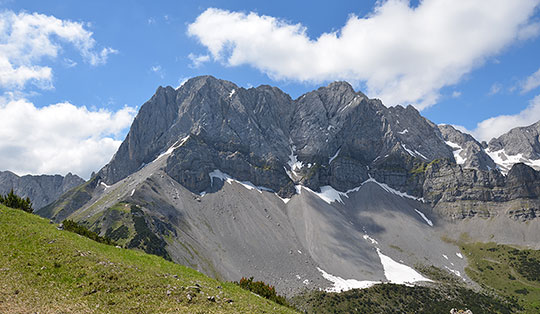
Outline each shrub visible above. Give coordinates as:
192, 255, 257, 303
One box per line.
0, 189, 33, 213
62, 219, 116, 246
235, 276, 290, 307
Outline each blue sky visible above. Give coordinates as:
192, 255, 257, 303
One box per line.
1, 0, 540, 178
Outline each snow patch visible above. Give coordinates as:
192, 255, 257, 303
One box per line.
303, 185, 347, 204
228, 89, 235, 98
486, 148, 540, 174
456, 252, 463, 259
363, 234, 379, 245
444, 266, 462, 277
318, 267, 380, 292
445, 141, 466, 165
287, 146, 303, 172
100, 182, 110, 189
154, 135, 190, 162
414, 209, 433, 226
442, 254, 448, 260
130, 189, 135, 197
377, 248, 432, 285
276, 194, 290, 204
329, 148, 341, 164
398, 129, 409, 135
209, 169, 273, 194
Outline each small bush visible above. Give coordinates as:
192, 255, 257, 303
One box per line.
235, 276, 290, 307
62, 219, 116, 246
0, 189, 33, 212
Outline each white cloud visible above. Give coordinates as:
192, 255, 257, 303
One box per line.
451, 91, 461, 98
461, 94, 540, 141
188, 1, 540, 109
188, 53, 210, 68
522, 67, 540, 93
489, 83, 502, 96
0, 10, 117, 90
0, 98, 136, 179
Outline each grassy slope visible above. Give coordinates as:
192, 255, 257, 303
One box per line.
461, 241, 540, 314
0, 205, 296, 314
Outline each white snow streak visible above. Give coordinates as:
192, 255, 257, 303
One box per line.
398, 129, 409, 135
329, 148, 341, 164
456, 252, 463, 259
154, 135, 190, 162
363, 234, 379, 245
414, 209, 433, 226
209, 169, 273, 193
302, 177, 424, 205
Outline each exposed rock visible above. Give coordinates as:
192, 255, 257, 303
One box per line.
0, 171, 84, 210
438, 124, 496, 171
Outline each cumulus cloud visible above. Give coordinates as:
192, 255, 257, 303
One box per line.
0, 98, 136, 179
188, 53, 210, 68
188, 1, 540, 109
521, 67, 540, 93
460, 94, 540, 141
0, 10, 117, 90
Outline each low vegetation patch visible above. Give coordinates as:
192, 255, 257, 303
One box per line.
62, 219, 117, 246
291, 283, 519, 314
235, 276, 290, 308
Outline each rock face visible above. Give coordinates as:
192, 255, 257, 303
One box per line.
97, 76, 455, 199
438, 124, 496, 171
486, 121, 540, 173
488, 120, 540, 159
0, 171, 84, 210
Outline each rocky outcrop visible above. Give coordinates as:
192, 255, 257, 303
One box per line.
438, 124, 496, 171
0, 171, 84, 210
488, 120, 540, 159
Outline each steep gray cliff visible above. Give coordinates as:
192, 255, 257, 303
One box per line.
97, 76, 456, 199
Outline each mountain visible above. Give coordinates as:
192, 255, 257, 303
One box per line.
487, 120, 540, 173
0, 171, 84, 210
38, 76, 540, 297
